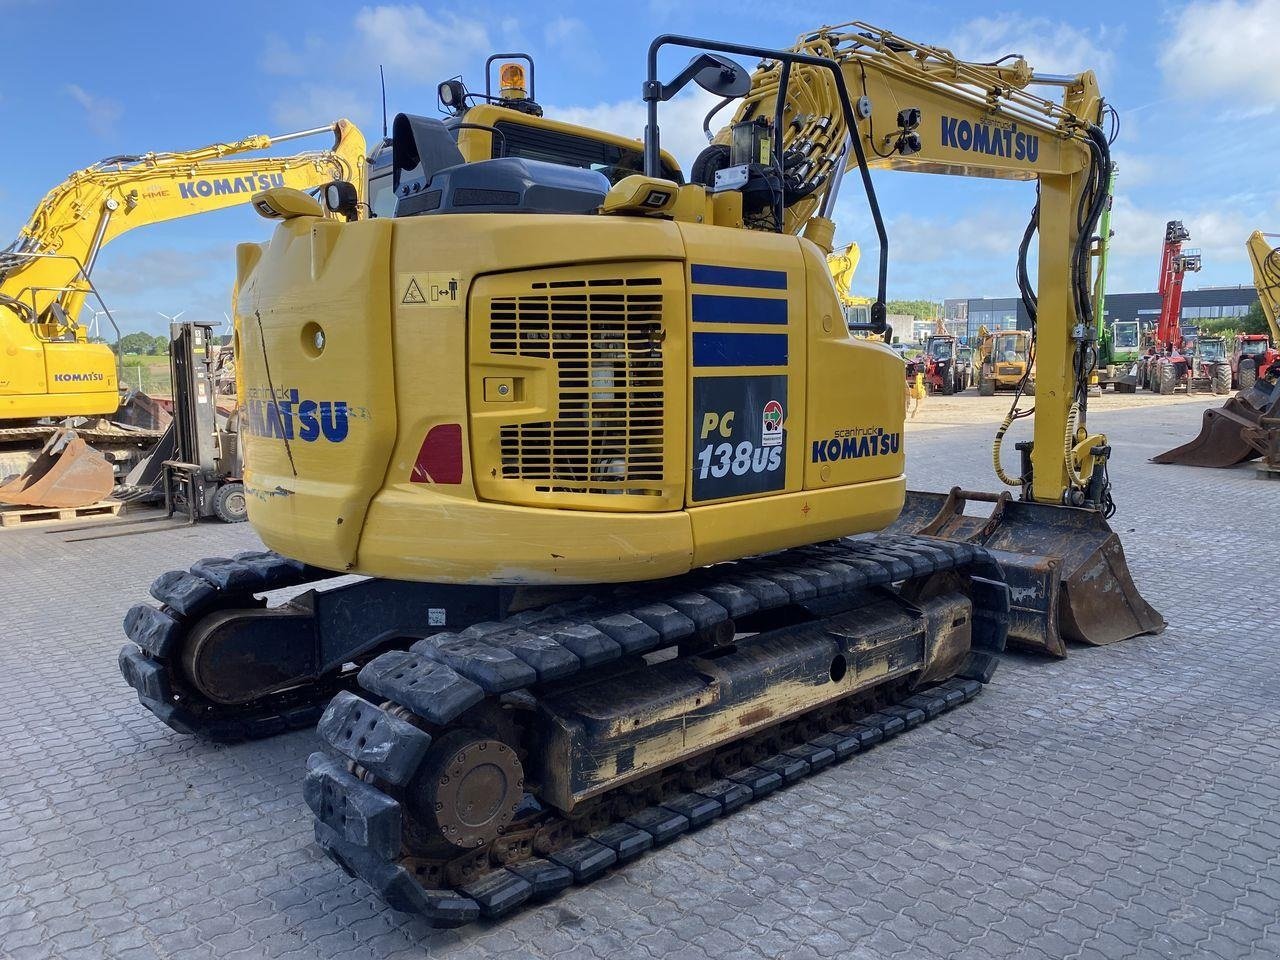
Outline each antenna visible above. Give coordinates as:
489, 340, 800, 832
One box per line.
380, 65, 388, 139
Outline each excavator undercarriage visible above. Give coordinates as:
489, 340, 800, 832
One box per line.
123, 535, 1008, 924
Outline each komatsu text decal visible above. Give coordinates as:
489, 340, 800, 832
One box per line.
179, 173, 287, 200
941, 116, 1039, 163
53, 372, 107, 382
245, 389, 350, 442
811, 427, 901, 463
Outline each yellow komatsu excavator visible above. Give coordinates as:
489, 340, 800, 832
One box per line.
826, 241, 876, 333
119, 28, 1162, 924
1153, 229, 1280, 469
0, 121, 366, 507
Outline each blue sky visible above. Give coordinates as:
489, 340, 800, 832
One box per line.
1, 0, 1275, 336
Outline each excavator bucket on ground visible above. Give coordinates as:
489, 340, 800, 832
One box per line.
1151, 378, 1279, 467
886, 488, 1165, 657
0, 429, 114, 508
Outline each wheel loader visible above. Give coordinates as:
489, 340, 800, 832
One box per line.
119, 27, 1162, 925
977, 329, 1035, 396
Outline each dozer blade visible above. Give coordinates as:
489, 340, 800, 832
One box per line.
1152, 379, 1279, 467
0, 429, 115, 508
886, 488, 1164, 657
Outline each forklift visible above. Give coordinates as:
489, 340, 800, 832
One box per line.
120, 322, 245, 522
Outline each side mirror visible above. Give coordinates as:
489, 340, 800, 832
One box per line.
689, 54, 751, 98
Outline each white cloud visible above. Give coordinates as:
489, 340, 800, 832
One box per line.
272, 83, 368, 133
65, 84, 122, 138
1161, 0, 1280, 108
948, 15, 1115, 80
1108, 195, 1252, 263
93, 244, 238, 297
1109, 151, 1161, 189
353, 5, 490, 82
543, 16, 585, 47
265, 5, 495, 128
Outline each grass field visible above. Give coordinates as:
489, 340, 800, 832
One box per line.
119, 354, 171, 395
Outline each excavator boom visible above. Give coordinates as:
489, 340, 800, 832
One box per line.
0, 119, 366, 422
0, 120, 366, 509
668, 25, 1158, 651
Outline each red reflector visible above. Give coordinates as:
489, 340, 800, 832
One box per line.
411, 423, 463, 484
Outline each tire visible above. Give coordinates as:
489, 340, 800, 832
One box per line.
1024, 379, 1036, 397
212, 482, 248, 524
1157, 360, 1178, 395
979, 375, 995, 397
939, 376, 953, 396
1239, 360, 1257, 391
1211, 363, 1232, 396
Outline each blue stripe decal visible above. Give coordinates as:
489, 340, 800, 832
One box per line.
693, 332, 788, 367
692, 294, 788, 326
691, 264, 788, 290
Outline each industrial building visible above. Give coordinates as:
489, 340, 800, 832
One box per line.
941, 284, 1258, 342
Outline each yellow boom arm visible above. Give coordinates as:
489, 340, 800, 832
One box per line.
1245, 230, 1280, 345
0, 120, 366, 420
721, 23, 1109, 506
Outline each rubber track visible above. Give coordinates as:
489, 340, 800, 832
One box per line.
305, 535, 1009, 926
118, 550, 338, 741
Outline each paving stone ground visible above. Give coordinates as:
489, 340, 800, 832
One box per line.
1, 395, 1276, 960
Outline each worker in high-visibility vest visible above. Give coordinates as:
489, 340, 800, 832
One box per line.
907, 370, 926, 419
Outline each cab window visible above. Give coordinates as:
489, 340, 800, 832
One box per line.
492, 120, 682, 185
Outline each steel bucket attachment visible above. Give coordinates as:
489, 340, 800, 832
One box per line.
1152, 378, 1279, 468
114, 390, 172, 432
0, 429, 115, 508
887, 488, 1165, 657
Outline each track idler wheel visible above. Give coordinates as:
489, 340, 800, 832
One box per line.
408, 731, 525, 852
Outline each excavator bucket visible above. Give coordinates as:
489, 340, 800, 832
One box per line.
886, 488, 1165, 657
0, 429, 115, 508
1151, 378, 1279, 467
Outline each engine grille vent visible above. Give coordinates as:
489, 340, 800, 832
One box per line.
490, 277, 665, 496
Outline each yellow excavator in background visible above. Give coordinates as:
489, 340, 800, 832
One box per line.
120, 27, 1161, 924
0, 121, 366, 507
1153, 229, 1280, 469
826, 241, 876, 333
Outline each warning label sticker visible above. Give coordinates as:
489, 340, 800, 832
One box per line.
402, 278, 426, 304
399, 272, 461, 308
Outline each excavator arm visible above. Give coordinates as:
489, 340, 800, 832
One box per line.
1245, 230, 1280, 346
0, 120, 366, 421
693, 23, 1112, 508
644, 26, 1158, 653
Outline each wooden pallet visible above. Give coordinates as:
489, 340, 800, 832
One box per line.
1257, 463, 1280, 481
0, 499, 123, 528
